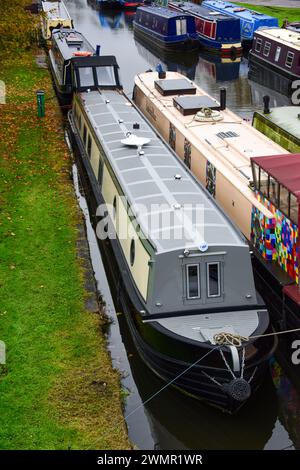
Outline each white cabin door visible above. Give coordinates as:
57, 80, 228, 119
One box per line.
176, 19, 187, 36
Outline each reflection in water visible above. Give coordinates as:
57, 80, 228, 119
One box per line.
65, 0, 300, 450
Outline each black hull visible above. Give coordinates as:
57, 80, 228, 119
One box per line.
133, 25, 199, 52
248, 53, 298, 98
67, 110, 277, 413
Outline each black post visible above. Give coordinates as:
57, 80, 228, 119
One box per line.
263, 95, 270, 114
220, 87, 226, 111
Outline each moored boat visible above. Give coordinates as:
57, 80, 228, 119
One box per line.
169, 1, 242, 57
248, 27, 300, 98
202, 0, 278, 47
67, 57, 276, 413
48, 28, 96, 105
253, 104, 300, 153
133, 6, 198, 52
40, 0, 73, 43
133, 71, 300, 385
285, 21, 300, 33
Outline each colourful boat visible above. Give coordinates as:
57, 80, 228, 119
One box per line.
133, 6, 198, 51
248, 27, 300, 98
169, 1, 242, 57
202, 0, 278, 46
253, 105, 300, 153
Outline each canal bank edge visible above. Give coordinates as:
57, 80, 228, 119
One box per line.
0, 0, 130, 450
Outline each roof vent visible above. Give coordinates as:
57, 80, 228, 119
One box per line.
174, 174, 182, 180
173, 203, 182, 210
216, 131, 239, 139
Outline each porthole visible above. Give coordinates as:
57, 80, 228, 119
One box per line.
130, 239, 135, 267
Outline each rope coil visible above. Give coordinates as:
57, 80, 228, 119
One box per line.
213, 332, 249, 347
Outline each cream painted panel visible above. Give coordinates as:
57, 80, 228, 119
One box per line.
102, 164, 150, 300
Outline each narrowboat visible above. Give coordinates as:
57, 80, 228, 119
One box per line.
67, 57, 276, 413
133, 70, 300, 385
40, 0, 73, 43
48, 29, 96, 105
169, 1, 242, 57
253, 104, 300, 153
248, 27, 300, 98
133, 6, 198, 51
286, 22, 300, 34
88, 0, 145, 10
202, 0, 278, 47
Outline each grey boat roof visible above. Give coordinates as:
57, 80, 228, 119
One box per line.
79, 89, 245, 253
41, 1, 71, 20
52, 29, 95, 61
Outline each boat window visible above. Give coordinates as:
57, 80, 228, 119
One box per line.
186, 264, 200, 299
275, 46, 281, 62
207, 263, 221, 298
279, 184, 290, 216
78, 67, 95, 87
252, 162, 260, 189
269, 176, 279, 206
113, 195, 117, 220
263, 41, 271, 57
259, 168, 269, 198
96, 66, 116, 87
285, 51, 294, 68
290, 193, 298, 224
130, 239, 135, 267
255, 38, 262, 53
83, 125, 87, 146
98, 158, 104, 185
87, 134, 92, 158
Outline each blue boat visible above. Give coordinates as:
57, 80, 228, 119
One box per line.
133, 6, 198, 51
202, 0, 278, 46
169, 1, 242, 57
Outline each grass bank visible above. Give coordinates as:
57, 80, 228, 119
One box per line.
0, 1, 130, 450
234, 3, 300, 23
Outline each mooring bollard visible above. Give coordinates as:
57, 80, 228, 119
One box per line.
36, 90, 45, 118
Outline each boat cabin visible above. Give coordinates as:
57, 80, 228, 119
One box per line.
251, 154, 300, 282
41, 1, 73, 41
134, 6, 196, 39
169, 1, 242, 50
202, 0, 278, 42
71, 55, 122, 92
251, 28, 300, 79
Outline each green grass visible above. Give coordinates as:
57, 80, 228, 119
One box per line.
234, 3, 300, 24
0, 11, 130, 449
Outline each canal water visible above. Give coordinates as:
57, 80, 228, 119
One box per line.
65, 0, 299, 450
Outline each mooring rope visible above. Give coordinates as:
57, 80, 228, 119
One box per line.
214, 326, 300, 347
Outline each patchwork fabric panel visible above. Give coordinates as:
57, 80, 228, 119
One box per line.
251, 192, 299, 284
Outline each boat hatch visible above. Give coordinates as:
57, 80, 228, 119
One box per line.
173, 95, 220, 116
251, 153, 300, 225
66, 32, 83, 45
154, 78, 196, 96
72, 56, 121, 92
